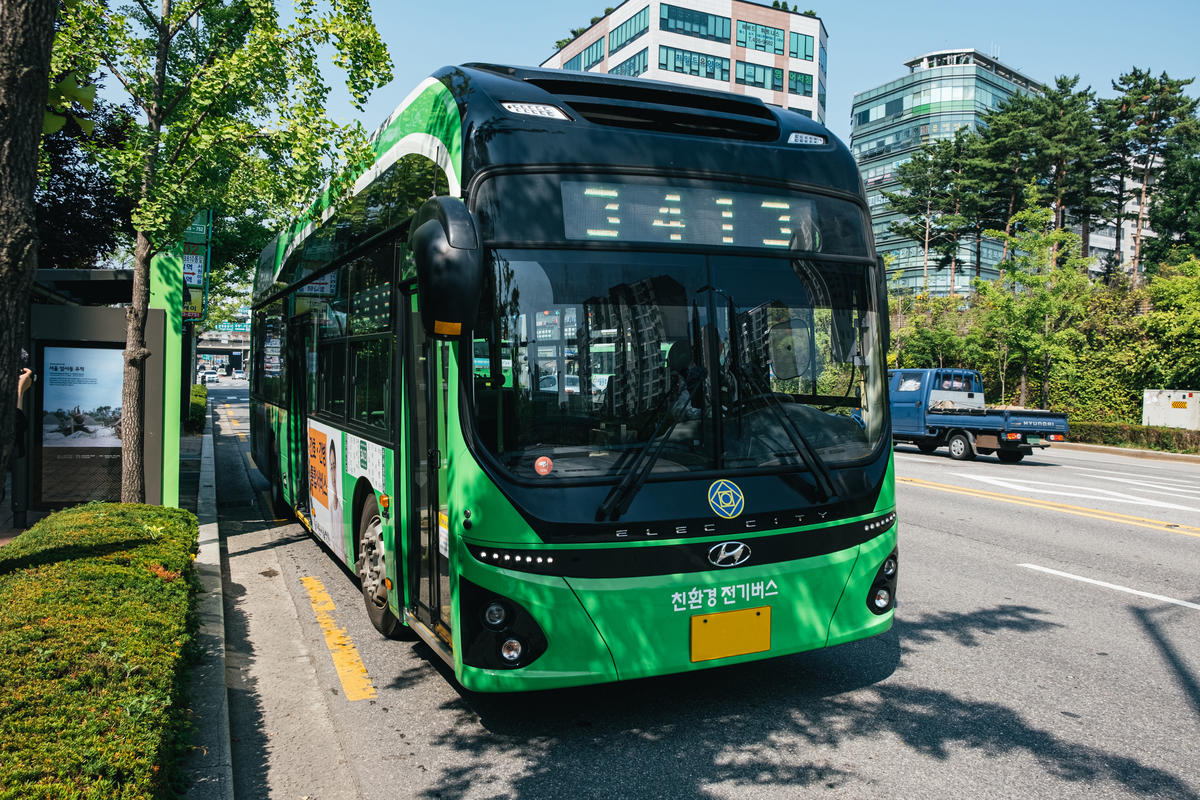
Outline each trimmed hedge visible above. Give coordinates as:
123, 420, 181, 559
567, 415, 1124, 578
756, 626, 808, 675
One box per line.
0, 504, 199, 799
185, 384, 207, 434
1069, 421, 1200, 455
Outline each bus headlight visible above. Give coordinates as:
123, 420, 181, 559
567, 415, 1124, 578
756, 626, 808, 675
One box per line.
867, 548, 898, 615
500, 638, 523, 663
483, 601, 508, 629
459, 577, 548, 670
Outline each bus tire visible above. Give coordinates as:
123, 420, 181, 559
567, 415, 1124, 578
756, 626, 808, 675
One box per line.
947, 432, 975, 461
996, 450, 1025, 463
356, 498, 402, 639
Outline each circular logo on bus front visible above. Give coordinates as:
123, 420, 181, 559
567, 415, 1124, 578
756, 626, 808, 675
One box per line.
707, 479, 744, 519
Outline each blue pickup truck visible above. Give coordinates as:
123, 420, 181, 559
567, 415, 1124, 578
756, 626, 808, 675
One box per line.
889, 368, 1069, 463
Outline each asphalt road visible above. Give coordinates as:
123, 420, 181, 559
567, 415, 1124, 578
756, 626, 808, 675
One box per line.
207, 386, 1200, 799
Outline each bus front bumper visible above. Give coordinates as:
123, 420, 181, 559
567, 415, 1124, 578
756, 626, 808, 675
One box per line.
454, 528, 896, 693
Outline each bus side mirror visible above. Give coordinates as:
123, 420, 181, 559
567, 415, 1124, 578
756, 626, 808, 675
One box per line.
769, 318, 815, 381
411, 197, 484, 340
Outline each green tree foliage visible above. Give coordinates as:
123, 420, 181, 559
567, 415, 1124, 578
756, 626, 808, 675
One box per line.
984, 193, 1090, 408
1142, 257, 1200, 389
555, 6, 614, 50
882, 143, 955, 292
52, 0, 392, 501
884, 68, 1200, 426
889, 292, 981, 370
34, 100, 135, 269
1144, 117, 1200, 265
206, 203, 273, 308
1109, 68, 1198, 276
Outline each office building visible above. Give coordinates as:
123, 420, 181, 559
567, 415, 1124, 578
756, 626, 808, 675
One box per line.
541, 1, 827, 123
849, 49, 1043, 294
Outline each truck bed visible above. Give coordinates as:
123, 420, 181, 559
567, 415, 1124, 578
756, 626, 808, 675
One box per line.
925, 406, 1069, 435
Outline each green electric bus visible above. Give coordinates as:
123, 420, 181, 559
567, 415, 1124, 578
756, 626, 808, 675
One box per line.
250, 64, 898, 692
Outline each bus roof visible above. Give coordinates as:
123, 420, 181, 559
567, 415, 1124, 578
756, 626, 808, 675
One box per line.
444, 63, 862, 198
254, 63, 865, 305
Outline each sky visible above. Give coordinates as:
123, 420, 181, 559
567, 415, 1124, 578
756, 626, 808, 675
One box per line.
323, 0, 1200, 144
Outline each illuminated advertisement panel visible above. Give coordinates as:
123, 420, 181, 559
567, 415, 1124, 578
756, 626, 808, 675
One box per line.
37, 344, 124, 504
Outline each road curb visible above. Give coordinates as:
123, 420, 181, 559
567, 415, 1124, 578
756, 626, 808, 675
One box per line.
184, 403, 234, 800
1054, 441, 1200, 465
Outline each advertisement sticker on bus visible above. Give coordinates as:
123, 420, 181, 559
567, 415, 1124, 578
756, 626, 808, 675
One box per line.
345, 433, 385, 488
307, 419, 345, 560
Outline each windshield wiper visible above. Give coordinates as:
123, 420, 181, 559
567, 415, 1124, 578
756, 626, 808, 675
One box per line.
707, 285, 836, 502
595, 339, 704, 521
594, 386, 690, 521
739, 361, 836, 501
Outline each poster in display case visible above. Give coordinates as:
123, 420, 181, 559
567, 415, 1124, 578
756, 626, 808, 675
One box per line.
36, 343, 125, 505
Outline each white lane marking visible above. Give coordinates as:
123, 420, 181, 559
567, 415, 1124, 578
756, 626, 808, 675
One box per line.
1067, 473, 1200, 500
962, 473, 1200, 512
1073, 467, 1200, 493
1020, 564, 1200, 611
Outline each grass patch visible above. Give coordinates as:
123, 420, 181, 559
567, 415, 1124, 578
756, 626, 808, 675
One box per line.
185, 384, 207, 434
1070, 421, 1200, 455
0, 503, 199, 799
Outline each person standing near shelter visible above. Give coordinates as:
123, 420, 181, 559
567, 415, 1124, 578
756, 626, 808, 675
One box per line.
9, 351, 33, 529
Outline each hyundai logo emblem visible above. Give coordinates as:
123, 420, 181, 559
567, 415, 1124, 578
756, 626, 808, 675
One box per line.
707, 541, 752, 568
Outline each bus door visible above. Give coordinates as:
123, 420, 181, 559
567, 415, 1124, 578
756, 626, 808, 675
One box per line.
406, 291, 453, 648
286, 312, 316, 510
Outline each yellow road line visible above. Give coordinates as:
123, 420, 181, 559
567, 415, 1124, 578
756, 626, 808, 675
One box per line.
230, 418, 240, 427
299, 576, 377, 701
898, 476, 1200, 539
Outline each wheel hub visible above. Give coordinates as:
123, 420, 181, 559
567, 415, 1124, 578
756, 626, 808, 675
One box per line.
357, 515, 388, 608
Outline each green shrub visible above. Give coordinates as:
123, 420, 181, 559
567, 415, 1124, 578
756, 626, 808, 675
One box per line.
185, 384, 207, 434
1069, 421, 1200, 454
0, 504, 199, 799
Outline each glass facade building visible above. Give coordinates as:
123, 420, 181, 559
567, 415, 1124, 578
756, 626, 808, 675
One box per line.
849, 49, 1043, 295
542, 1, 827, 123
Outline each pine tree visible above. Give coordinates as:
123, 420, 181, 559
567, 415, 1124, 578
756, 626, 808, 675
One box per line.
1110, 68, 1198, 279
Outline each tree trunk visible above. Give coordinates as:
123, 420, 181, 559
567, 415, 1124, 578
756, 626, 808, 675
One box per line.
975, 230, 982, 279
121, 231, 154, 502
1018, 363, 1028, 407
922, 198, 931, 293
1081, 215, 1090, 259
1001, 162, 1021, 262
1041, 353, 1051, 410
121, 0, 170, 502
1132, 173, 1151, 284
998, 352, 1007, 403
0, 0, 59, 479
1115, 175, 1126, 269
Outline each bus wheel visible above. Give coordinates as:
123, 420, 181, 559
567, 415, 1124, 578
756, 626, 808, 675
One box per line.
947, 432, 975, 461
356, 499, 402, 638
997, 450, 1025, 463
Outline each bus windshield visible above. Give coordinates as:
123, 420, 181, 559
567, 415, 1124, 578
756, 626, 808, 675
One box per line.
470, 249, 887, 483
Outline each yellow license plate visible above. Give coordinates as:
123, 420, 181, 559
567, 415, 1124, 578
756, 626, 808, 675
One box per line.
690, 606, 771, 663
